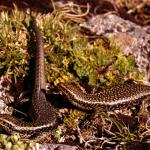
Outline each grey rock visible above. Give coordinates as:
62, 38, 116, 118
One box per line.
81, 13, 150, 82
34, 143, 79, 150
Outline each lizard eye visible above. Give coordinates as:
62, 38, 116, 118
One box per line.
147, 105, 150, 112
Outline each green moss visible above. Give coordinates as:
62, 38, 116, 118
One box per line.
0, 7, 30, 82
0, 7, 144, 86
38, 14, 143, 87
0, 134, 34, 150
64, 110, 85, 129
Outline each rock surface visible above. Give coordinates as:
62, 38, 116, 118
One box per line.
81, 13, 150, 82
34, 143, 78, 150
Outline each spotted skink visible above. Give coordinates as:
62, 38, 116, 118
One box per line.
0, 17, 57, 137
57, 82, 150, 111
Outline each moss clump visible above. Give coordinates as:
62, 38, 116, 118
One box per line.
37, 12, 144, 87
64, 110, 85, 129
0, 8, 144, 86
0, 134, 34, 150
0, 7, 30, 82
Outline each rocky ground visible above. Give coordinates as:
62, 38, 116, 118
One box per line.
0, 0, 150, 150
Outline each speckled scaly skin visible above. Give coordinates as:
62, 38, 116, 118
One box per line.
57, 82, 150, 111
0, 17, 57, 137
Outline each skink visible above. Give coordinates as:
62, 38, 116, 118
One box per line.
57, 82, 150, 111
0, 17, 57, 137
